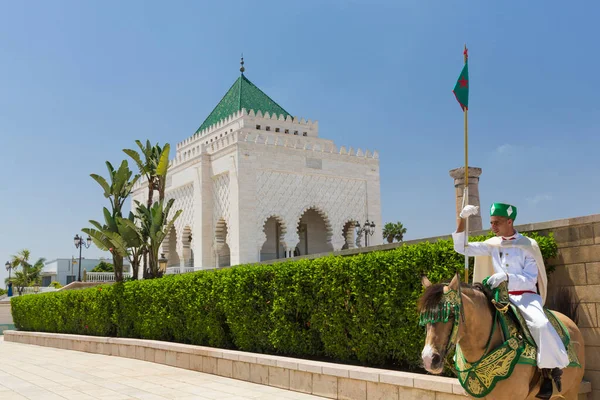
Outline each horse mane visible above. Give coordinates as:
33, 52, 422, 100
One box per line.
418, 281, 494, 313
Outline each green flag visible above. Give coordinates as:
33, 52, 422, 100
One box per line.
453, 61, 469, 111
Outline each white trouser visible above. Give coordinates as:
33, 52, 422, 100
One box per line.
510, 293, 569, 369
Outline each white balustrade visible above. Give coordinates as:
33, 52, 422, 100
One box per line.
20, 287, 58, 294
86, 272, 131, 282
166, 267, 180, 275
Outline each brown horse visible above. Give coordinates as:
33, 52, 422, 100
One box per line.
418, 274, 585, 400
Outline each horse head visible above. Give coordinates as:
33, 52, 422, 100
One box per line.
418, 274, 493, 374
418, 274, 462, 373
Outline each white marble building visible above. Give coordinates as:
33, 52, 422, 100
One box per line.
131, 63, 382, 272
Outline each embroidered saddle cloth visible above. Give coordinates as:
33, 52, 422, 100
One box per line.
454, 282, 580, 398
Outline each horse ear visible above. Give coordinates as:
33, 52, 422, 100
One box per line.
421, 275, 432, 288
448, 273, 460, 290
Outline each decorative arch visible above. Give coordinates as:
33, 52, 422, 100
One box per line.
341, 219, 358, 250
214, 218, 230, 268
257, 214, 287, 249
181, 226, 193, 270
294, 206, 334, 256
163, 224, 180, 268
259, 215, 287, 261
296, 205, 333, 242
215, 218, 228, 246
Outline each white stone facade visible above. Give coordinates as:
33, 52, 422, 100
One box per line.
131, 108, 382, 272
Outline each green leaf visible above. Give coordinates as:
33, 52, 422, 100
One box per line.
156, 143, 170, 176
123, 149, 146, 175
103, 208, 118, 232
90, 174, 111, 197
82, 228, 111, 251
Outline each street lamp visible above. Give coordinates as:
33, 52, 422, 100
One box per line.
158, 253, 168, 274
74, 234, 92, 282
355, 220, 376, 247
5, 261, 11, 280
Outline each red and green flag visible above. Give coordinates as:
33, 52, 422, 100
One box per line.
453, 55, 469, 111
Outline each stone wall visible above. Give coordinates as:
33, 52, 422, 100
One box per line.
521, 214, 600, 400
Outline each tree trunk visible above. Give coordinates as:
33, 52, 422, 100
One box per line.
148, 249, 158, 279
142, 250, 150, 279
147, 180, 154, 208
131, 258, 139, 280
113, 254, 124, 282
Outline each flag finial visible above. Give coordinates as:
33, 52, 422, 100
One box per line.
463, 45, 468, 62
240, 54, 245, 74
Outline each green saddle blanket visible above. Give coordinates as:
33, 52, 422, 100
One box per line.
454, 281, 580, 398
503, 303, 580, 367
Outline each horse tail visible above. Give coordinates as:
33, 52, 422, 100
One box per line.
546, 287, 580, 325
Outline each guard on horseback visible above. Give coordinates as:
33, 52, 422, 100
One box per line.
453, 202, 569, 399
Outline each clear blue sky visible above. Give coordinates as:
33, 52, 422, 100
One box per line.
2, 0, 599, 283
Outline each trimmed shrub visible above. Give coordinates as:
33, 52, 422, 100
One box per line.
10, 232, 557, 371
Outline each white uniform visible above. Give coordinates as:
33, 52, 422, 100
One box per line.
452, 230, 569, 369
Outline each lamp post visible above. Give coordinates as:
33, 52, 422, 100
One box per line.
158, 253, 168, 275
5, 261, 11, 280
355, 220, 376, 247
74, 234, 92, 282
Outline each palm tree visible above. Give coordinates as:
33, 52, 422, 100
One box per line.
382, 222, 407, 244
134, 198, 182, 278
85, 160, 139, 282
123, 140, 170, 206
7, 250, 45, 295
83, 209, 144, 281
123, 140, 170, 278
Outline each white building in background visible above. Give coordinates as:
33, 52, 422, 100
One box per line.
131, 60, 383, 273
41, 258, 131, 286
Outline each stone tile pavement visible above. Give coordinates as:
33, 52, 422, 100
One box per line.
0, 337, 327, 399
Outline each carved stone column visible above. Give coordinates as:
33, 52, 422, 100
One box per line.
449, 167, 483, 231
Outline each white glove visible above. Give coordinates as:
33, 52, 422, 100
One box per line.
459, 205, 479, 219
487, 272, 508, 289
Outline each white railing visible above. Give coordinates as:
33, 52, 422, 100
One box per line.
85, 272, 131, 282
166, 267, 180, 275
21, 287, 58, 295
166, 266, 195, 275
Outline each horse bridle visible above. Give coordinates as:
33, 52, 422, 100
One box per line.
419, 288, 462, 355
420, 284, 501, 364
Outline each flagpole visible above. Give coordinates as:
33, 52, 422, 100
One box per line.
463, 44, 470, 284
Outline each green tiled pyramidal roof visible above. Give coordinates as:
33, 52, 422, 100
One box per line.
196, 73, 292, 133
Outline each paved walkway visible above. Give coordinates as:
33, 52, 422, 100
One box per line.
0, 337, 327, 399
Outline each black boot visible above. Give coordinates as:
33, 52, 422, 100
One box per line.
535, 370, 553, 400
551, 368, 563, 393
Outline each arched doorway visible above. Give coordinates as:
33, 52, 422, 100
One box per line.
341, 221, 357, 250
295, 208, 333, 256
182, 226, 193, 271
215, 218, 230, 268
260, 216, 286, 261
164, 225, 180, 269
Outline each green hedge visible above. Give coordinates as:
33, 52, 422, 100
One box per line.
11, 232, 557, 371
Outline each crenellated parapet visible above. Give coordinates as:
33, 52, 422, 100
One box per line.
176, 108, 319, 152
204, 130, 379, 160
132, 122, 379, 194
